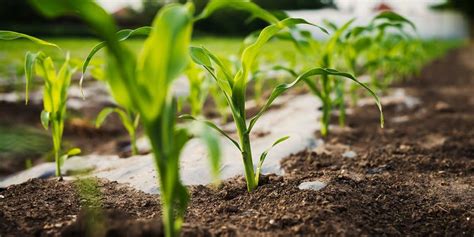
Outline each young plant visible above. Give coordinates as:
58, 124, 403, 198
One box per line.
186, 2, 383, 192
80, 27, 150, 157
0, 31, 81, 178
310, 19, 355, 135
343, 11, 416, 104
209, 83, 231, 123
95, 107, 140, 155
185, 62, 209, 117
30, 1, 220, 236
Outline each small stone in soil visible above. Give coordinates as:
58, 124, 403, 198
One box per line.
342, 150, 357, 158
298, 181, 327, 191
0, 194, 4, 198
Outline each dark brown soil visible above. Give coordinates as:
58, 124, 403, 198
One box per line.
1, 45, 474, 236
0, 178, 162, 237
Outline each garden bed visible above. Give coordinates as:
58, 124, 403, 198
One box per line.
1, 45, 473, 236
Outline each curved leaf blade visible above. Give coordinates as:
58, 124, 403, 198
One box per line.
95, 107, 114, 128
195, 0, 279, 24
248, 68, 384, 132
179, 114, 241, 151
0, 30, 59, 48
80, 26, 152, 97
255, 136, 289, 184
40, 110, 50, 130
373, 11, 416, 30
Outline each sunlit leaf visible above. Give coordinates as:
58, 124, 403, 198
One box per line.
179, 114, 241, 151
195, 0, 279, 24
95, 107, 114, 128
254, 136, 289, 184
248, 68, 384, 132
80, 26, 152, 97
40, 110, 50, 130
373, 11, 416, 30
0, 30, 59, 48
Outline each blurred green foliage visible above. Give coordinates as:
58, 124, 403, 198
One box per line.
0, 0, 333, 36
0, 125, 52, 157
0, 36, 296, 80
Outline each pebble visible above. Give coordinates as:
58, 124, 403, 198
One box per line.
342, 150, 357, 159
0, 195, 4, 199
298, 181, 327, 191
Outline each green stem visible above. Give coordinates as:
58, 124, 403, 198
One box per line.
320, 97, 330, 137
149, 141, 176, 237
52, 119, 62, 177
320, 74, 331, 137
162, 200, 175, 237
54, 148, 61, 177
241, 131, 257, 192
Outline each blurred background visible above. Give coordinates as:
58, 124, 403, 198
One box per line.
0, 0, 472, 37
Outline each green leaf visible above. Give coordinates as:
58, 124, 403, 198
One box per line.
190, 46, 233, 97
133, 114, 140, 129
190, 47, 213, 67
40, 110, 50, 130
373, 11, 416, 30
179, 114, 241, 151
195, 0, 279, 24
24, 51, 44, 105
95, 107, 114, 128
0, 30, 59, 48
58, 148, 80, 168
255, 136, 289, 184
30, 0, 119, 44
346, 26, 369, 39
113, 108, 135, 136
67, 147, 81, 156
234, 17, 328, 120
80, 26, 152, 97
325, 18, 355, 53
248, 68, 384, 132
135, 4, 194, 121
353, 36, 372, 52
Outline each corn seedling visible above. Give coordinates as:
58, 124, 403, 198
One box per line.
343, 12, 416, 104
0, 31, 81, 178
95, 107, 140, 155
277, 19, 383, 136
185, 62, 210, 117
30, 1, 221, 236
209, 83, 231, 123
78, 26, 151, 157
184, 1, 383, 192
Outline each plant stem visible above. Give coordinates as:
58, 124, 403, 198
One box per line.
320, 96, 330, 137
55, 148, 61, 177
320, 74, 331, 137
162, 201, 175, 237
241, 131, 257, 192
52, 119, 62, 177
